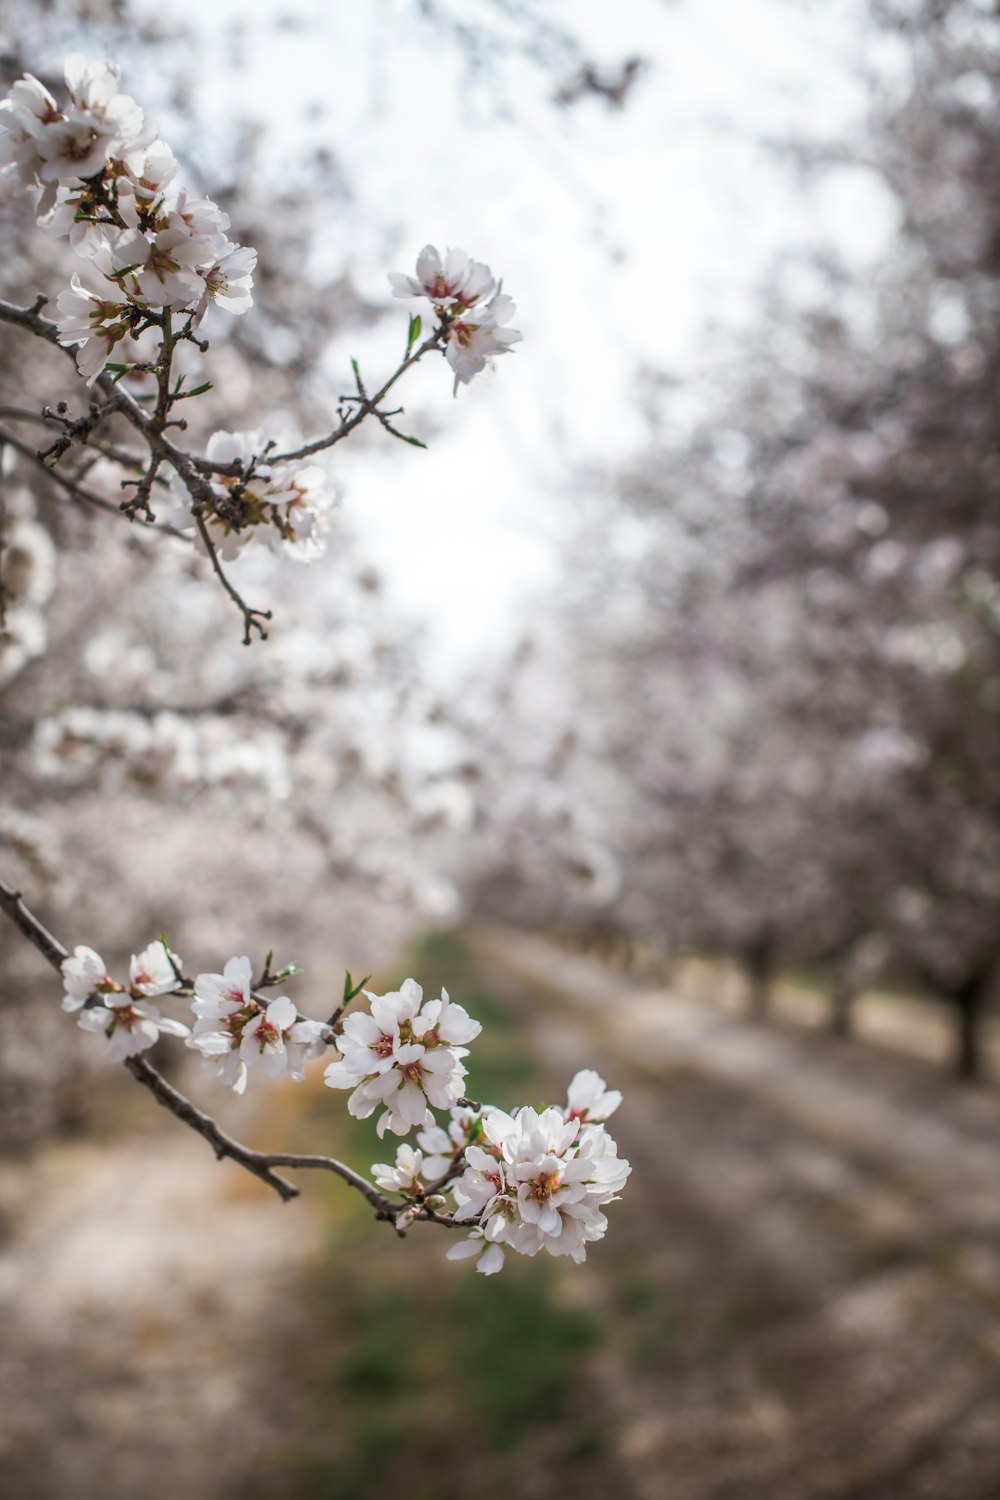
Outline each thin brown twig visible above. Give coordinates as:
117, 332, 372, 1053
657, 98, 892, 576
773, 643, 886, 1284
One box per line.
270, 329, 446, 463
192, 510, 271, 644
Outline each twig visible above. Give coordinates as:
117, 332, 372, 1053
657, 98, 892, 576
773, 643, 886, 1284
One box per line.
0, 425, 191, 541
192, 511, 271, 644
270, 329, 445, 463
0, 298, 441, 640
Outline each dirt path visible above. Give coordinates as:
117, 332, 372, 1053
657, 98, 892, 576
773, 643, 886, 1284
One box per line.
0, 1071, 324, 1500
470, 926, 1000, 1500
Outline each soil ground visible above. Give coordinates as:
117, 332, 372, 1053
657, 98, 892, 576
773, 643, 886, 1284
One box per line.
4, 929, 1000, 1499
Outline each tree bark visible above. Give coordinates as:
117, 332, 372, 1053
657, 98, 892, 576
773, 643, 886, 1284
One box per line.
828, 972, 855, 1039
953, 973, 987, 1083
744, 934, 775, 1022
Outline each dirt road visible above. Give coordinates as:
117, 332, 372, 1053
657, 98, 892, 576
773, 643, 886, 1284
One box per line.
0, 1073, 324, 1500
7, 931, 1000, 1500
471, 927, 1000, 1500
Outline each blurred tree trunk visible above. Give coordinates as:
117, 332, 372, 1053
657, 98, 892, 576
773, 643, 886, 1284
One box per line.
828, 969, 856, 1039
952, 972, 990, 1083
744, 931, 775, 1021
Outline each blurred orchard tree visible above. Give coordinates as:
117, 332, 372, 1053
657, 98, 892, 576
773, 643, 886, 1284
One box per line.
467, 0, 1000, 1080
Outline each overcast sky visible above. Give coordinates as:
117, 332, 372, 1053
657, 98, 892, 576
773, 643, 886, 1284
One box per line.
119, 0, 899, 668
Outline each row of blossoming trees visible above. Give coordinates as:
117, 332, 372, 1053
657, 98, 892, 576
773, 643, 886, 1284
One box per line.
464, 0, 1000, 1081
0, 51, 629, 1273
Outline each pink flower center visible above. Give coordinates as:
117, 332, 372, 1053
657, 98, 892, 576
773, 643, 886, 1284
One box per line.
526, 1169, 560, 1204
255, 1019, 279, 1049
450, 321, 476, 348
372, 1033, 395, 1060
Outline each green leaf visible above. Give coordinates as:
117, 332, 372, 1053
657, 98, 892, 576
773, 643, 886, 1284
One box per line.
402, 433, 427, 449
407, 312, 422, 352
343, 970, 371, 1004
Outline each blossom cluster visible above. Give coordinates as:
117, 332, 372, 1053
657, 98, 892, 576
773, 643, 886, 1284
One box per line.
390, 244, 522, 390
168, 429, 336, 562
322, 977, 480, 1136
428, 1072, 627, 1275
187, 955, 329, 1095
61, 939, 190, 1061
34, 703, 292, 798
0, 55, 255, 381
57, 946, 628, 1275
1, 59, 524, 577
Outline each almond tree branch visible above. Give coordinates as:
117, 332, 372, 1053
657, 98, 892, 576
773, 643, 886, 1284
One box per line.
0, 424, 190, 540
0, 297, 442, 638
269, 328, 447, 463
0, 878, 415, 1221
192, 510, 272, 644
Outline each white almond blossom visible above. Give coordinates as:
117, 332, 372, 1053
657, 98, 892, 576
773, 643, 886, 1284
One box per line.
77, 992, 189, 1061
388, 245, 522, 392
563, 1069, 623, 1123
36, 111, 121, 185
55, 261, 132, 384
128, 939, 182, 997
445, 1232, 506, 1277
266, 463, 336, 560
118, 139, 179, 201
52, 933, 629, 1273
113, 220, 214, 308
0, 73, 62, 204
192, 954, 254, 1017
240, 994, 298, 1079
61, 943, 113, 1011
444, 287, 522, 388
286, 1016, 331, 1081
1, 56, 256, 378
172, 190, 231, 240
193, 241, 257, 324
389, 244, 494, 309
416, 1103, 481, 1178
371, 1142, 426, 1195
31, 57, 146, 188
168, 431, 334, 561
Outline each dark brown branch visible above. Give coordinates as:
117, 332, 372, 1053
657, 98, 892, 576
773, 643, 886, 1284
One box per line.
0, 879, 411, 1220
0, 426, 190, 541
125, 1055, 299, 1201
0, 880, 69, 972
193, 511, 271, 644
